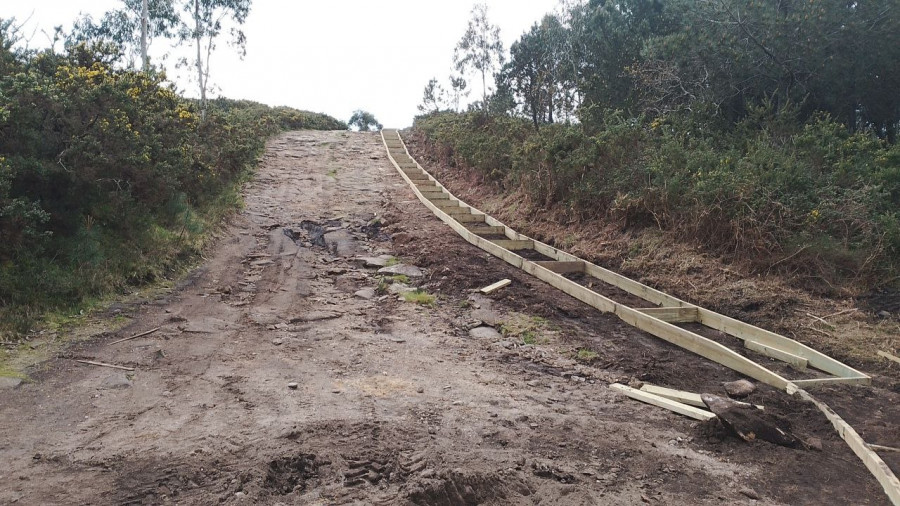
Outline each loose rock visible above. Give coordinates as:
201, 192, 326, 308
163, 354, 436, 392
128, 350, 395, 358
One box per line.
739, 487, 761, 500
723, 379, 756, 398
287, 382, 299, 390
99, 373, 132, 390
468, 326, 502, 340
0, 377, 23, 390
354, 287, 376, 300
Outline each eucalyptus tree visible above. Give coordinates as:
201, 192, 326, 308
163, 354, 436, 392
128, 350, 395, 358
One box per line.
453, 4, 504, 110
69, 0, 178, 70
178, 0, 251, 119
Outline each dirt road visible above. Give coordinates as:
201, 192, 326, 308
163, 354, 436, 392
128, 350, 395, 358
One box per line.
0, 131, 891, 505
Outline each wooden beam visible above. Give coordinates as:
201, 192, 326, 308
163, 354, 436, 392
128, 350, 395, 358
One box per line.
583, 263, 687, 308
442, 206, 473, 215
467, 225, 506, 236
424, 193, 450, 200
637, 306, 699, 323
480, 279, 511, 294
796, 389, 900, 506
745, 340, 808, 370
533, 261, 585, 274
491, 239, 533, 250
640, 384, 705, 407
610, 383, 716, 421
791, 377, 872, 387
453, 214, 485, 223
431, 199, 462, 208
698, 308, 869, 382
877, 350, 900, 365
640, 384, 763, 410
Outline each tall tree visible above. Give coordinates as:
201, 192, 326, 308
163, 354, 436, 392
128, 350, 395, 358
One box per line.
69, 0, 178, 70
453, 4, 504, 110
179, 0, 251, 119
505, 14, 574, 128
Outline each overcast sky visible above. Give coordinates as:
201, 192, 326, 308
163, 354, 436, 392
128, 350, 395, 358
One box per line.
7, 0, 563, 127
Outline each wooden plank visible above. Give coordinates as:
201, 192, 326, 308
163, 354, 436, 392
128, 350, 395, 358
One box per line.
431, 199, 462, 208
442, 206, 472, 215
698, 308, 869, 382
640, 384, 705, 407
609, 384, 716, 421
640, 384, 763, 410
491, 239, 533, 250
745, 340, 808, 370
791, 377, 872, 387
424, 193, 450, 200
454, 214, 486, 223
584, 263, 687, 308
637, 307, 699, 323
480, 279, 511, 294
797, 389, 900, 506
533, 261, 585, 274
467, 226, 506, 236
877, 350, 900, 365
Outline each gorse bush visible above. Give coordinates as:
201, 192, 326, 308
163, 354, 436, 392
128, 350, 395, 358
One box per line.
413, 109, 900, 292
0, 34, 345, 337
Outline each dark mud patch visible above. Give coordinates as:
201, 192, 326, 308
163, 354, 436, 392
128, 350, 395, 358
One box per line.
402, 469, 531, 506
264, 454, 323, 495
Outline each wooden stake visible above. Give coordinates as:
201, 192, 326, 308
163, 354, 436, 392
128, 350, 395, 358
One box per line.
479, 279, 511, 294
75, 360, 135, 372
107, 327, 160, 346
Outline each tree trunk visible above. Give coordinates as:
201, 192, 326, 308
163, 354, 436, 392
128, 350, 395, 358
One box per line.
140, 0, 149, 71
481, 69, 487, 110
194, 0, 206, 120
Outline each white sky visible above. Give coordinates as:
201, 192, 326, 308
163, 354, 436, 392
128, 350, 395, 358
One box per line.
6, 1, 563, 128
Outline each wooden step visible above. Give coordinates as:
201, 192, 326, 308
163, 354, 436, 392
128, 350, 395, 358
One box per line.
491, 239, 533, 250
454, 214, 486, 223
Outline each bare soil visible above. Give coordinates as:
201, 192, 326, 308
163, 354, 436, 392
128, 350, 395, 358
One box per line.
0, 131, 895, 505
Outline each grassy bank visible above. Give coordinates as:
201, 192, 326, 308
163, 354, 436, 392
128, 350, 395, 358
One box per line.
411, 109, 900, 295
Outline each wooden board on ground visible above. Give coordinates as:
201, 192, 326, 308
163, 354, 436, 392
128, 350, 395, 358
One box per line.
877, 350, 900, 365
480, 279, 511, 294
610, 383, 716, 421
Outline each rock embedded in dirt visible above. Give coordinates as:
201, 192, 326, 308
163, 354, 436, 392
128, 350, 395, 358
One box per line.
354, 255, 394, 268
471, 308, 503, 326
290, 311, 342, 323
287, 382, 298, 390
388, 283, 416, 295
0, 377, 23, 390
354, 287, 376, 300
701, 394, 801, 448
378, 264, 424, 277
99, 373, 132, 390
468, 326, 502, 340
723, 379, 756, 398
740, 487, 761, 500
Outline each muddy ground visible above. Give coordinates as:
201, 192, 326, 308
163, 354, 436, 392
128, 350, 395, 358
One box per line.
0, 131, 895, 505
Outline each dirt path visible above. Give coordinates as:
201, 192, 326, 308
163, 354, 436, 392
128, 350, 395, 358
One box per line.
0, 131, 890, 505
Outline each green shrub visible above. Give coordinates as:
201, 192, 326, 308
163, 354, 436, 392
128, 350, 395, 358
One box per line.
412, 108, 900, 292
